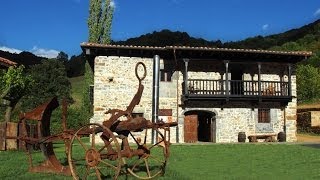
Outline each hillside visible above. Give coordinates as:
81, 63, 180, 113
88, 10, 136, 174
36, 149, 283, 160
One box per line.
0, 50, 44, 67
116, 29, 223, 47
115, 19, 320, 70
69, 76, 85, 108
224, 19, 320, 49
0, 49, 86, 77
115, 19, 320, 51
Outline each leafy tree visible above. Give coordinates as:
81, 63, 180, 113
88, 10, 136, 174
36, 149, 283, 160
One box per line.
0, 65, 33, 122
22, 59, 72, 110
82, 62, 94, 116
82, 0, 114, 119
296, 64, 320, 102
66, 53, 86, 77
57, 51, 68, 64
88, 0, 114, 44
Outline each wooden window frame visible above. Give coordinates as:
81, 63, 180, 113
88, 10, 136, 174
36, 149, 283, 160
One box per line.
258, 109, 271, 123
160, 70, 172, 82
132, 113, 144, 118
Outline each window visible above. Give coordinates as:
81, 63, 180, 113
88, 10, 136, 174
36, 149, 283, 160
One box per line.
132, 113, 144, 118
258, 109, 270, 123
160, 70, 172, 82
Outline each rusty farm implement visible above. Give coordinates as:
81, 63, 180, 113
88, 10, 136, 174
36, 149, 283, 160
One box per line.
16, 62, 177, 179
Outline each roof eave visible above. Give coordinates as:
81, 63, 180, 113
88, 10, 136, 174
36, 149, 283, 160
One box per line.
80, 43, 312, 62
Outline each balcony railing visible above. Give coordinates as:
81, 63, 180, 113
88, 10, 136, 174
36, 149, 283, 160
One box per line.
186, 79, 290, 101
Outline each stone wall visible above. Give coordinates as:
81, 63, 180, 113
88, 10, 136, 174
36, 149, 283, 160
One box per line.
93, 56, 179, 143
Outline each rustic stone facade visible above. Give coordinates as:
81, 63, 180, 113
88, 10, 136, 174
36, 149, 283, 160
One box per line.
92, 56, 179, 143
92, 56, 297, 143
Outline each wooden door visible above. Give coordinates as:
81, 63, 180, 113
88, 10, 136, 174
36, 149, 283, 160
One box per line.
211, 118, 216, 143
231, 68, 244, 95
184, 115, 198, 143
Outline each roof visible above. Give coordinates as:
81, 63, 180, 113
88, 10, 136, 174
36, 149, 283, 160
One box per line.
81, 43, 312, 56
0, 57, 17, 67
81, 42, 312, 64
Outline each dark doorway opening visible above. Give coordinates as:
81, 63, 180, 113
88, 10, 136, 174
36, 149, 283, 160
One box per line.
184, 111, 215, 142
230, 67, 244, 95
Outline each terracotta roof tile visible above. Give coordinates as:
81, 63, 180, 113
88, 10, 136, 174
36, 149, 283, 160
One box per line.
0, 57, 17, 67
81, 42, 312, 57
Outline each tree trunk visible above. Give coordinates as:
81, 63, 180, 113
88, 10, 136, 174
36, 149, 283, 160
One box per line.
4, 100, 18, 122
4, 105, 13, 122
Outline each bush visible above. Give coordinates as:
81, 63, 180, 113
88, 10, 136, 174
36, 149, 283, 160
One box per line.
49, 106, 90, 135
296, 64, 320, 102
22, 59, 72, 111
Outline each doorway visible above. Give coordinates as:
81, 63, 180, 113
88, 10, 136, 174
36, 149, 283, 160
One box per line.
184, 111, 216, 143
230, 67, 244, 95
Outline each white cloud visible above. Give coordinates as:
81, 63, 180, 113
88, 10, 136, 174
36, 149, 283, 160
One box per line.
314, 8, 320, 16
30, 46, 60, 59
262, 24, 269, 31
0, 46, 60, 58
0, 46, 22, 54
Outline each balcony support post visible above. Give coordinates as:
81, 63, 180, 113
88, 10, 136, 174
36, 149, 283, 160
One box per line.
224, 61, 229, 101
250, 73, 254, 95
288, 64, 292, 97
183, 58, 190, 95
258, 63, 261, 99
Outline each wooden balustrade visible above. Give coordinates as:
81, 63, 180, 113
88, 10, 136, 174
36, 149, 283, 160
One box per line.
187, 79, 289, 97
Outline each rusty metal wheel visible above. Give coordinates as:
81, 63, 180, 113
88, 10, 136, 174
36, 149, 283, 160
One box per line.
126, 128, 169, 179
68, 123, 122, 180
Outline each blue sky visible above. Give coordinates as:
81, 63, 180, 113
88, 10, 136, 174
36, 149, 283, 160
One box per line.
0, 0, 320, 58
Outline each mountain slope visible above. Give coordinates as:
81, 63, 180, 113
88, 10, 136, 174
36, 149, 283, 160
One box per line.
0, 50, 44, 67
116, 29, 223, 47
114, 19, 320, 50
224, 19, 320, 49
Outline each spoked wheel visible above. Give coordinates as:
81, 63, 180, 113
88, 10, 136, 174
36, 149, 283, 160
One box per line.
126, 128, 169, 179
68, 123, 122, 180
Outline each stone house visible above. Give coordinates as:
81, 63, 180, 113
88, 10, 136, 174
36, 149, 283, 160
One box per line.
81, 43, 312, 143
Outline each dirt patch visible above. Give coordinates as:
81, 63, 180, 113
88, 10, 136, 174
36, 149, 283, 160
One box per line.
296, 134, 320, 143
297, 103, 320, 109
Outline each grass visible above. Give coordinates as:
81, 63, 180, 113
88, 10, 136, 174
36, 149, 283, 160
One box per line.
165, 144, 320, 180
0, 143, 319, 179
69, 76, 85, 108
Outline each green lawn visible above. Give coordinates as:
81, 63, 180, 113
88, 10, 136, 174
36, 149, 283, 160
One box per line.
0, 143, 319, 179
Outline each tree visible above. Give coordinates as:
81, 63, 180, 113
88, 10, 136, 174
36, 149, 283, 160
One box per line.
82, 62, 94, 115
57, 51, 68, 63
88, 0, 114, 44
22, 59, 72, 110
0, 65, 33, 122
296, 64, 320, 102
66, 54, 86, 77
82, 0, 114, 118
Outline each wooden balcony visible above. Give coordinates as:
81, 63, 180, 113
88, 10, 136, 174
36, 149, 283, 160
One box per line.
184, 79, 292, 102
